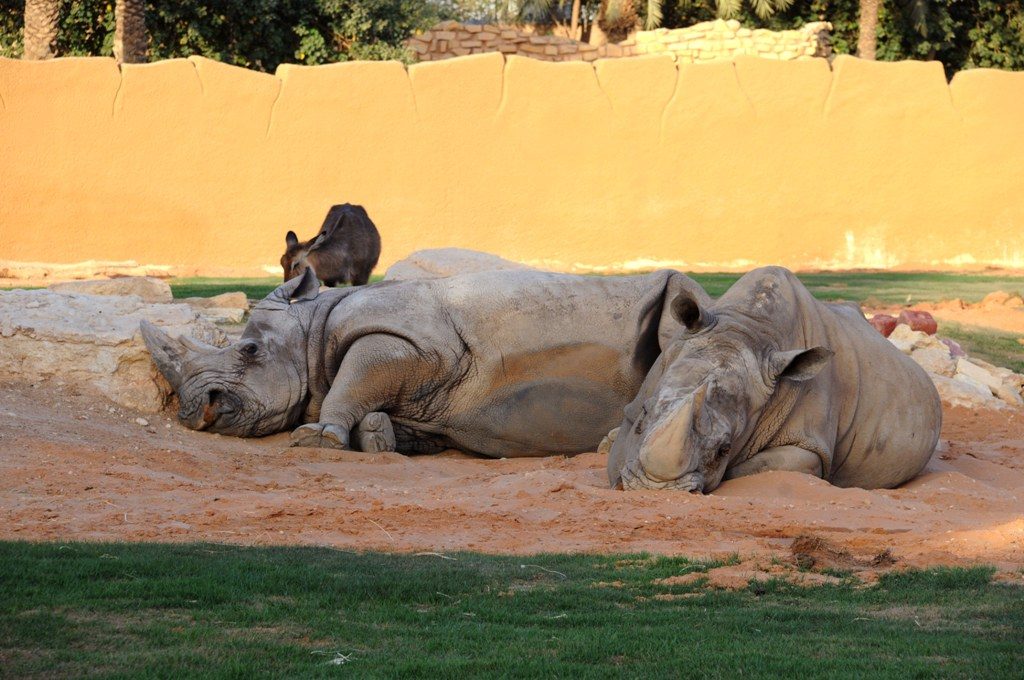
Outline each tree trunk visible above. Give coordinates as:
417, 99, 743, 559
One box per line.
22, 0, 60, 60
857, 0, 880, 60
570, 0, 581, 39
114, 0, 148, 64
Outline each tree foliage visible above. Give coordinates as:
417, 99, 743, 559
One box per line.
657, 0, 1024, 75
1, 0, 1022, 74
715, 0, 795, 20
0, 0, 446, 70
598, 0, 639, 40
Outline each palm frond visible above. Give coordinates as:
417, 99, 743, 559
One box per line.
644, 0, 663, 29
715, 0, 742, 19
751, 0, 776, 19
604, 0, 623, 23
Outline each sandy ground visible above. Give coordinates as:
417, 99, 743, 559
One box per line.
1, 379, 1021, 580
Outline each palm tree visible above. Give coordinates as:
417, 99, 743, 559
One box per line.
114, 0, 148, 64
22, 0, 60, 60
858, 0, 929, 60
857, 0, 880, 59
598, 0, 638, 41
596, 0, 794, 41
713, 0, 796, 20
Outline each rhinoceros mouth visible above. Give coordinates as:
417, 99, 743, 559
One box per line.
619, 458, 704, 493
177, 386, 263, 436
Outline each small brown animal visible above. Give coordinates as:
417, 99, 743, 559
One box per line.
281, 204, 381, 286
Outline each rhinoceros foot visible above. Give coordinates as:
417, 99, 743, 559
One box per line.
354, 412, 396, 453
289, 423, 349, 449
597, 427, 619, 456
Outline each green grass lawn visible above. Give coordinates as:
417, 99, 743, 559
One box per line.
163, 271, 1024, 305
5, 271, 1022, 305
167, 275, 385, 300
690, 271, 1024, 304
1, 541, 1020, 678
939, 321, 1024, 373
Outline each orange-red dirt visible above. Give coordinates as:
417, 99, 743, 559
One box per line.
1, 381, 1022, 575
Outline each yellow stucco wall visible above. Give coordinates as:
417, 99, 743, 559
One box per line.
1, 53, 1023, 276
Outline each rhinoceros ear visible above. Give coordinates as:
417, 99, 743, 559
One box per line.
670, 292, 707, 332
769, 346, 834, 383
256, 265, 321, 310
285, 230, 298, 248
139, 320, 189, 390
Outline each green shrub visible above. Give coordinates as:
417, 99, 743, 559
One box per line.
657, 0, 1024, 76
0, 0, 447, 70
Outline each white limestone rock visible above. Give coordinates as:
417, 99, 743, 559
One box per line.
931, 374, 1004, 410
0, 289, 227, 413
49, 276, 173, 303
956, 357, 1024, 407
909, 345, 956, 377
888, 323, 945, 355
178, 292, 249, 312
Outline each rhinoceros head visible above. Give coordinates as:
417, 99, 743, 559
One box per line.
141, 268, 321, 437
609, 286, 833, 493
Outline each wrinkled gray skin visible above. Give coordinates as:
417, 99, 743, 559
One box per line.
281, 203, 381, 286
141, 267, 710, 457
608, 266, 942, 493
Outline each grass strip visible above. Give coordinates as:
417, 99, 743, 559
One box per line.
1, 541, 1020, 678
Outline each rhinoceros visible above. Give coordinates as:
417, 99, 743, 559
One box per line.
607, 266, 942, 493
141, 266, 710, 457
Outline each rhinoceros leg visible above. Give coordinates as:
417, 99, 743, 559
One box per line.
353, 412, 397, 453
290, 422, 350, 449
290, 335, 425, 450
724, 445, 824, 481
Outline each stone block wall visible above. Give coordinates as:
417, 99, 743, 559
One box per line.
407, 19, 832, 63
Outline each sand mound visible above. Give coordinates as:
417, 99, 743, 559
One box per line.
1, 379, 1022, 582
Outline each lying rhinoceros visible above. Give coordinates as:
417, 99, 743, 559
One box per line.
141, 266, 710, 457
607, 266, 942, 493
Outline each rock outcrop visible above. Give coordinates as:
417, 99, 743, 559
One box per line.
883, 322, 1023, 409
177, 292, 250, 324
384, 248, 533, 281
0, 289, 227, 412
50, 276, 174, 303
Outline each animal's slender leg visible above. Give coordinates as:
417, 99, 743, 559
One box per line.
353, 412, 397, 452
352, 271, 370, 286
289, 335, 420, 450
723, 445, 824, 480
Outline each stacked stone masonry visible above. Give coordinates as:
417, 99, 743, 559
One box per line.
408, 19, 832, 63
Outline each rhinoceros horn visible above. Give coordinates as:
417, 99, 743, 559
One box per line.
178, 334, 219, 354
254, 265, 321, 311
139, 320, 196, 390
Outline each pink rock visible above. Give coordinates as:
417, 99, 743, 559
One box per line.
869, 314, 897, 337
897, 309, 938, 335
940, 338, 966, 358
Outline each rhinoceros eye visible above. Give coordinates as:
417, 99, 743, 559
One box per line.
239, 340, 259, 357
